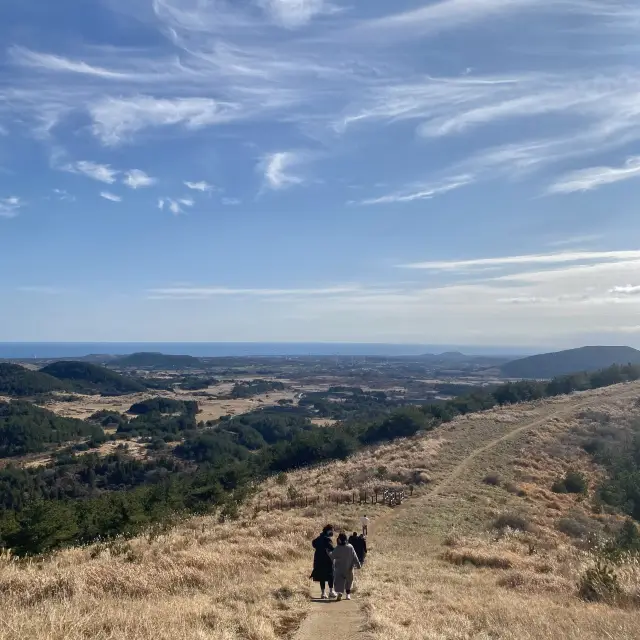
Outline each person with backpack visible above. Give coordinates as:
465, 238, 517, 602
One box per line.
310, 524, 337, 599
330, 532, 361, 601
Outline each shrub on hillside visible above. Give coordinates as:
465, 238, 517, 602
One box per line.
552, 470, 588, 494
492, 513, 531, 532
556, 516, 594, 539
578, 560, 621, 603
483, 473, 502, 486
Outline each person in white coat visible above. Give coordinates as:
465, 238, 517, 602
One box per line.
330, 533, 361, 601
361, 514, 369, 536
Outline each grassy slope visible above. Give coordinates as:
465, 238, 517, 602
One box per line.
359, 384, 640, 640
1, 383, 639, 639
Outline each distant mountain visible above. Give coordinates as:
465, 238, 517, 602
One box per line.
0, 363, 69, 397
40, 361, 146, 395
501, 346, 640, 379
111, 352, 204, 369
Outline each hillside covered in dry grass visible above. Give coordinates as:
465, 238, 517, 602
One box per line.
2, 382, 640, 639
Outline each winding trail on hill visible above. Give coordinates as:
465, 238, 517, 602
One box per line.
292, 386, 638, 640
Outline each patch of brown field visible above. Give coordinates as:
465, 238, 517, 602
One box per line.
95, 440, 149, 459
310, 418, 338, 427
41, 388, 299, 423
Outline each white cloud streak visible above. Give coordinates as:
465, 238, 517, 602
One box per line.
548, 156, 640, 194
100, 191, 122, 202
0, 196, 24, 218
123, 169, 157, 189
10, 46, 134, 80
148, 284, 363, 299
349, 0, 546, 42
258, 0, 339, 28
184, 180, 214, 192
89, 96, 241, 146
64, 161, 118, 184
358, 175, 474, 205
401, 250, 640, 271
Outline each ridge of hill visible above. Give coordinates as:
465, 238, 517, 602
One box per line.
111, 352, 204, 369
0, 362, 69, 397
501, 345, 640, 379
40, 361, 146, 395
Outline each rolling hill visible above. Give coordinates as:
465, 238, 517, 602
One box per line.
0, 362, 69, 397
0, 400, 102, 456
501, 345, 640, 379
111, 352, 204, 369
40, 361, 146, 395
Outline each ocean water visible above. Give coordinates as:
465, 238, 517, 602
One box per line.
0, 342, 430, 359
0, 342, 525, 359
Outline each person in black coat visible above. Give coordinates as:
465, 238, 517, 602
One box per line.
310, 524, 336, 599
348, 532, 359, 548
355, 533, 367, 564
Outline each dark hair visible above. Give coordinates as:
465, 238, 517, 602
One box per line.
337, 533, 348, 545
353, 532, 358, 536
322, 524, 334, 534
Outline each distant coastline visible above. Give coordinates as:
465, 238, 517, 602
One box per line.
0, 342, 533, 359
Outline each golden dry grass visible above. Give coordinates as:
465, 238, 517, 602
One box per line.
3, 382, 640, 640
353, 382, 640, 640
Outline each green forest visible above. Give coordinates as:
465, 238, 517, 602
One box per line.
1, 363, 640, 556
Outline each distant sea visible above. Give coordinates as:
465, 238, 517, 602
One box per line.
0, 342, 530, 359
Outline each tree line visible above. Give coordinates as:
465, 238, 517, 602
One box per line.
1, 363, 639, 555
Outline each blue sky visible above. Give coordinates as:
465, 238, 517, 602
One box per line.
2, 0, 640, 346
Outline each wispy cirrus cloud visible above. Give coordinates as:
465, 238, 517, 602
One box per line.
89, 96, 242, 146
357, 174, 474, 205
9, 46, 134, 80
260, 151, 305, 190
100, 191, 122, 202
64, 160, 118, 184
345, 0, 636, 43
0, 197, 24, 218
147, 284, 363, 300
347, 0, 546, 43
257, 0, 340, 28
547, 234, 603, 247
123, 169, 157, 189
548, 156, 640, 194
184, 180, 214, 193
400, 250, 640, 271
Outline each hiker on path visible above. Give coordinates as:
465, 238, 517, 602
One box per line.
311, 524, 337, 599
353, 533, 367, 565
330, 533, 362, 601
361, 514, 369, 536
348, 531, 359, 548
